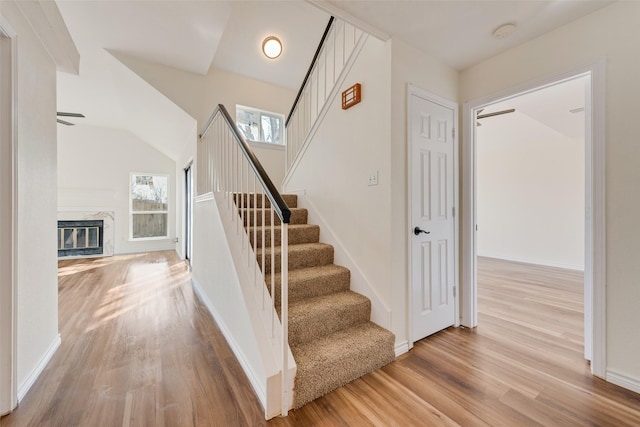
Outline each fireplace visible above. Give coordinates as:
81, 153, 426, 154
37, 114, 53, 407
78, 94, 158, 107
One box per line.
57, 211, 115, 259
57, 220, 104, 257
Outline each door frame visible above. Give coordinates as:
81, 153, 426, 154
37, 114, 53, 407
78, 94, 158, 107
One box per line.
407, 84, 460, 345
0, 14, 18, 415
184, 160, 193, 264
461, 60, 606, 377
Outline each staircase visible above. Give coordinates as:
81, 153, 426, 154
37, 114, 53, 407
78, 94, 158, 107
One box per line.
238, 194, 395, 409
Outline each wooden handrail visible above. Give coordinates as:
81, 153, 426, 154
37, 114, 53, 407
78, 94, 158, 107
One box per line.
285, 16, 335, 127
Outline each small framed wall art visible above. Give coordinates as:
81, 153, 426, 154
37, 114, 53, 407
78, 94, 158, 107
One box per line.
342, 83, 361, 110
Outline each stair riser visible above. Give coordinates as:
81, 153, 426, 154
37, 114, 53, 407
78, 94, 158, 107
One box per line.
257, 247, 334, 274
289, 299, 371, 346
248, 226, 320, 247
240, 209, 308, 226
292, 332, 395, 408
233, 193, 298, 208
270, 270, 350, 304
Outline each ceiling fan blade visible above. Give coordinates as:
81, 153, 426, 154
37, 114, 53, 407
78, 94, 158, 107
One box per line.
57, 112, 85, 118
57, 119, 75, 126
477, 108, 515, 120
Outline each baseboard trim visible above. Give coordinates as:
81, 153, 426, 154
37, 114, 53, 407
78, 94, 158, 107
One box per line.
395, 341, 409, 357
17, 334, 61, 402
190, 277, 267, 408
477, 254, 584, 271
607, 369, 640, 394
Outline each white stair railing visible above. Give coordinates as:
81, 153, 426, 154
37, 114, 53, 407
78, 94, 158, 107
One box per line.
285, 17, 368, 174
198, 104, 291, 416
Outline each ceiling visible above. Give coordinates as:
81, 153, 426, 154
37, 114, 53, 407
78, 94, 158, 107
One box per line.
480, 75, 588, 139
55, 0, 612, 161
326, 0, 614, 70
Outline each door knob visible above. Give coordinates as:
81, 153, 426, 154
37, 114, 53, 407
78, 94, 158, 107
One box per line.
414, 227, 430, 236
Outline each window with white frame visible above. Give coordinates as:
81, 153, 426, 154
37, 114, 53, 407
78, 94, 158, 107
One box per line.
236, 105, 285, 146
130, 174, 169, 239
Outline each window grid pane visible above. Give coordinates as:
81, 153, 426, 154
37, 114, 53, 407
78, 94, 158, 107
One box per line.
131, 173, 169, 239
236, 105, 285, 146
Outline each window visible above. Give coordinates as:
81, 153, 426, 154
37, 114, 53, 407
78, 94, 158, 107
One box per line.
236, 105, 285, 146
130, 174, 169, 239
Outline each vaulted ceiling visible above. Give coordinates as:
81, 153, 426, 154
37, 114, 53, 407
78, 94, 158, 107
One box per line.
55, 0, 613, 161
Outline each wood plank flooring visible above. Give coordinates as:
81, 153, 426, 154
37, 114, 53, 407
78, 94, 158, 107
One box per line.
2, 253, 639, 426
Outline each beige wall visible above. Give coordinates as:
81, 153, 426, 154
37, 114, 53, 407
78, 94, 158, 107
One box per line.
460, 1, 640, 383
0, 1, 60, 401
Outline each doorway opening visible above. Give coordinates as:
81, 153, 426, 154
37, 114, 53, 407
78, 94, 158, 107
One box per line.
475, 75, 587, 365
462, 62, 606, 377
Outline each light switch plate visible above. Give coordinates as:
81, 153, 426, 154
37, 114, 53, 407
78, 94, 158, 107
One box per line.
368, 171, 378, 186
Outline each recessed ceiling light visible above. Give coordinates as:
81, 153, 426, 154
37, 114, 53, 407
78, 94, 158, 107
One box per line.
493, 23, 516, 39
262, 36, 282, 59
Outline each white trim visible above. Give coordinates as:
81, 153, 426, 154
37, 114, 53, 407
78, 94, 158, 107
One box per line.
306, 0, 390, 41
477, 254, 584, 272
407, 85, 459, 345
195, 192, 214, 203
0, 14, 18, 416
461, 59, 606, 377
607, 370, 640, 395
190, 276, 267, 411
395, 341, 409, 357
17, 334, 61, 402
248, 140, 285, 151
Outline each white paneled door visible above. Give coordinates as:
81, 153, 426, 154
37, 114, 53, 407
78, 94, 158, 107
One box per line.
410, 89, 456, 342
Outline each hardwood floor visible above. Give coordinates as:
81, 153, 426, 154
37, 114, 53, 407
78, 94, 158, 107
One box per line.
2, 254, 639, 426
1, 252, 266, 427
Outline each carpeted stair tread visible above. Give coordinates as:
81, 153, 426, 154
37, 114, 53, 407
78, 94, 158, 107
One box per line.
233, 193, 298, 208
291, 321, 395, 408
233, 192, 396, 410
240, 207, 307, 226
247, 224, 320, 247
287, 291, 370, 345
268, 264, 350, 304
256, 243, 333, 274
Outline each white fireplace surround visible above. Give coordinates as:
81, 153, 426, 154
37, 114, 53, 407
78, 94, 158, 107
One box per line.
57, 211, 114, 258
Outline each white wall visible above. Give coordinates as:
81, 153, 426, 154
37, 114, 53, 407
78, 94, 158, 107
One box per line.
284, 35, 394, 328
460, 1, 640, 385
477, 111, 584, 269
0, 0, 61, 403
111, 54, 293, 190
58, 125, 177, 254
390, 38, 459, 348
